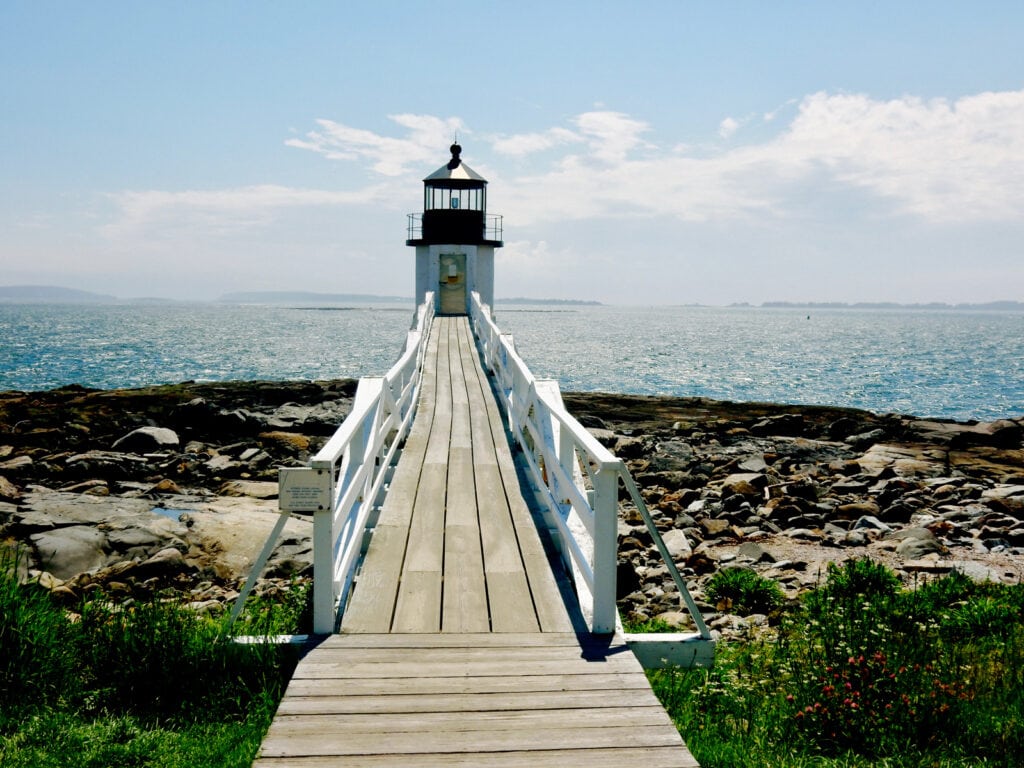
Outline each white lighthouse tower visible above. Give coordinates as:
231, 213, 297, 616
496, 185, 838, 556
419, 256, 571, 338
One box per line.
406, 144, 503, 315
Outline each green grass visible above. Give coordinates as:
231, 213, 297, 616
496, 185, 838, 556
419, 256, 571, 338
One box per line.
646, 558, 1024, 767
1, 551, 307, 767
8, 547, 1023, 767
0, 712, 273, 768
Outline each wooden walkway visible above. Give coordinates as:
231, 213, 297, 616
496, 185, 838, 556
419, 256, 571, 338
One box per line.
254, 316, 699, 767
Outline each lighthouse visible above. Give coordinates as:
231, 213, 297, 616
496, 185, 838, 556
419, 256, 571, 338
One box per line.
406, 143, 503, 315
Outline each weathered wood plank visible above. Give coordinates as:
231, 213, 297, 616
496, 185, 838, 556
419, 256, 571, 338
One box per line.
475, 463, 527, 572
290, 658, 645, 680
323, 632, 583, 648
441, 524, 489, 632
454, 319, 560, 633
421, 320, 452, 465
399, 465, 447, 574
485, 571, 538, 633
297, 635, 639, 665
458, 320, 500, 467
282, 671, 654, 697
336, 526, 406, 633
444, 446, 477, 526
389, 570, 442, 633
259, 723, 684, 757
388, 321, 453, 633
295, 643, 633, 664
266, 705, 673, 735
255, 745, 699, 768
273, 686, 669, 715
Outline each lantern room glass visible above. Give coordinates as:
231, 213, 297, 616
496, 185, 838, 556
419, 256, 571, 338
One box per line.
424, 185, 484, 212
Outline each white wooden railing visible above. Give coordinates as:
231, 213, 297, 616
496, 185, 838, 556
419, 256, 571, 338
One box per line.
264, 295, 436, 633
469, 292, 711, 639
240, 289, 710, 653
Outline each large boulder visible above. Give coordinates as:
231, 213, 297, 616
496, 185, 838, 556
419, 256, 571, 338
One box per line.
0, 475, 21, 503
886, 527, 946, 559
660, 528, 693, 561
857, 444, 947, 478
31, 525, 108, 579
112, 426, 180, 453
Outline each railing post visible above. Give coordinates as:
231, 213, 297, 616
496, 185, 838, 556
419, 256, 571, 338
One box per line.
310, 462, 336, 634
591, 462, 619, 634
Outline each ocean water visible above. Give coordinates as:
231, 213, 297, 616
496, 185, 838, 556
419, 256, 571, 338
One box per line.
0, 303, 414, 391
1, 303, 1022, 422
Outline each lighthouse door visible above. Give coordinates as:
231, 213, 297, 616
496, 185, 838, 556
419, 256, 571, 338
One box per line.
438, 252, 467, 315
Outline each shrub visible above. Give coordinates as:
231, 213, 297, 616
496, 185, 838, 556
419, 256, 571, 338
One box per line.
648, 559, 1024, 765
706, 567, 784, 615
816, 557, 902, 600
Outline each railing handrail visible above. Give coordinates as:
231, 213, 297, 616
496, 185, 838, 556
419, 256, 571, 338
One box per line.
469, 291, 710, 638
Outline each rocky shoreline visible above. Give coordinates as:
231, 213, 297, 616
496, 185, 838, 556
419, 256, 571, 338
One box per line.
563, 392, 1024, 634
2, 380, 1022, 636
0, 381, 353, 612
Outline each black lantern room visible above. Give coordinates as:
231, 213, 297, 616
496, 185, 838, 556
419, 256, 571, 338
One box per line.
406, 144, 503, 247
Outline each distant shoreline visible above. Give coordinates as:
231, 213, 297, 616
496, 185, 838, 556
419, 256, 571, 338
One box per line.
0, 285, 1020, 311
737, 300, 1024, 312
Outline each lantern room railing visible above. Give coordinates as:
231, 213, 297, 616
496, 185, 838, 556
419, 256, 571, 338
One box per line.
406, 212, 503, 244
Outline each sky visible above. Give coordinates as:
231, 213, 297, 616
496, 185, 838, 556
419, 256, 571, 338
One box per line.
2, 1, 1022, 305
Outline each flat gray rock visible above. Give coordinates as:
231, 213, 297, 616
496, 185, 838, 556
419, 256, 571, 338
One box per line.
31, 525, 108, 579
112, 426, 180, 453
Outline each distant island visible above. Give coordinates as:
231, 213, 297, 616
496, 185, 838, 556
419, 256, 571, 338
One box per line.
751, 300, 1024, 311
0, 285, 118, 303
2, 286, 1015, 311
497, 297, 603, 306
217, 291, 411, 304
0, 286, 413, 305
0, 286, 604, 307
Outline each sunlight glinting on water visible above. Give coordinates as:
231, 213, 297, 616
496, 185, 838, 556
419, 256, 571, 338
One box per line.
2, 303, 1022, 421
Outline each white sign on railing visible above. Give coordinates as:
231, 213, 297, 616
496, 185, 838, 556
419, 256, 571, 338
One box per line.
278, 467, 332, 512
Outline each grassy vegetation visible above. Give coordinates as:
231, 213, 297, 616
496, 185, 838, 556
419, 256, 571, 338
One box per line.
705, 565, 786, 615
0, 552, 309, 768
7, 548, 1022, 766
646, 558, 1024, 767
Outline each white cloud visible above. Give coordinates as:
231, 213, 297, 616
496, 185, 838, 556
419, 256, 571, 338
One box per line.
773, 89, 1024, 221
102, 184, 386, 239
100, 88, 1024, 262
285, 114, 465, 176
718, 117, 739, 138
495, 89, 1024, 226
573, 111, 651, 163
491, 127, 581, 157
763, 98, 798, 122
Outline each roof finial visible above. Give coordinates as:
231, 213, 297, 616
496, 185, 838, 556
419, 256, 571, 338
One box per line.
448, 140, 462, 170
